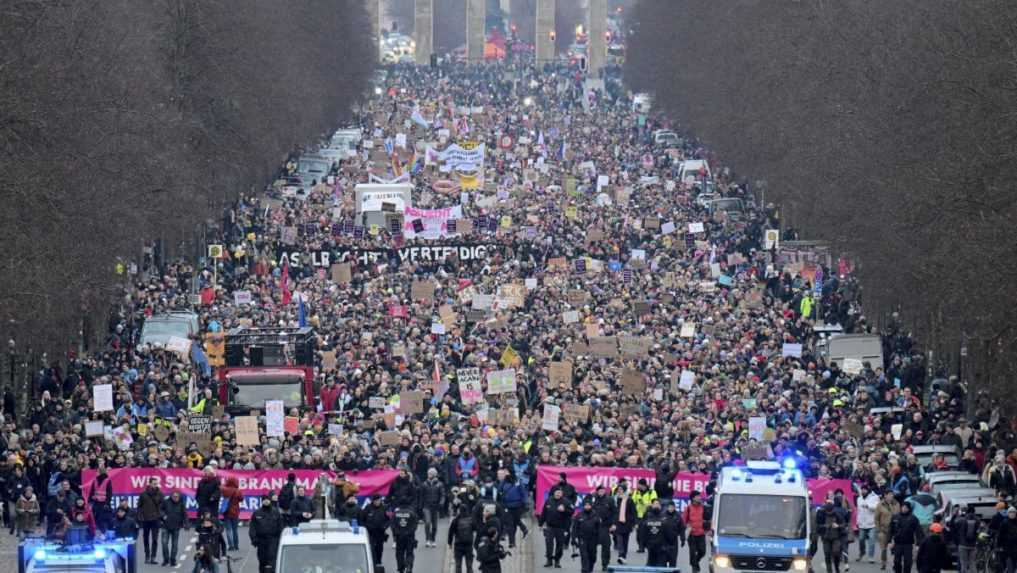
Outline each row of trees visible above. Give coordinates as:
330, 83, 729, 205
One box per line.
0, 1, 374, 360
625, 0, 1017, 412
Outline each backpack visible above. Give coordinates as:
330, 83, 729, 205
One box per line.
456, 516, 474, 542
963, 517, 980, 545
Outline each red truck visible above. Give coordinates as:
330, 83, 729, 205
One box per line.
217, 326, 317, 413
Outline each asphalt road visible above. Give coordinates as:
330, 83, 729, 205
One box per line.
136, 518, 449, 573
527, 523, 904, 573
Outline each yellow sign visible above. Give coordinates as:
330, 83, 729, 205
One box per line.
369, 224, 380, 236
458, 172, 481, 190
500, 346, 521, 368
203, 332, 225, 367
500, 216, 512, 228
565, 206, 578, 220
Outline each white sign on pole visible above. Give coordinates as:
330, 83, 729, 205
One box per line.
748, 416, 767, 441
265, 400, 285, 437
93, 384, 114, 412
781, 343, 803, 358
542, 404, 561, 432
688, 222, 705, 234
679, 370, 696, 391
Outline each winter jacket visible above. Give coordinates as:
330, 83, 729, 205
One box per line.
195, 476, 221, 514
890, 512, 924, 545
856, 492, 879, 529
682, 501, 709, 536
161, 497, 187, 530
15, 494, 40, 532
916, 534, 950, 573
291, 496, 315, 523
422, 478, 446, 509
113, 514, 139, 539
875, 499, 900, 535
137, 486, 164, 523
538, 499, 573, 529
817, 508, 847, 542
220, 478, 243, 519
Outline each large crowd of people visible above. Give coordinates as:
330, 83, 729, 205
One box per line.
1, 58, 1017, 573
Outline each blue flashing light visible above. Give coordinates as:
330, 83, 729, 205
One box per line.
783, 458, 797, 470
292, 527, 300, 535
94, 548, 107, 559
33, 549, 46, 561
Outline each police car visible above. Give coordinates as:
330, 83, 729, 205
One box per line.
276, 520, 379, 573
17, 537, 136, 573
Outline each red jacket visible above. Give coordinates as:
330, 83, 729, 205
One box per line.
319, 384, 341, 412
221, 478, 243, 519
683, 502, 710, 536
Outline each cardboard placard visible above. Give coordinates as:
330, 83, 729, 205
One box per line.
377, 431, 402, 447
331, 263, 352, 284
398, 391, 424, 415
619, 336, 653, 357
235, 416, 260, 446
411, 280, 436, 303
567, 289, 589, 306
549, 361, 573, 386
321, 350, 337, 372
590, 336, 619, 357
562, 403, 590, 424
620, 369, 646, 395
542, 404, 561, 432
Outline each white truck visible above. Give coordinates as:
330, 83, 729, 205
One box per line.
276, 520, 379, 573
711, 461, 810, 573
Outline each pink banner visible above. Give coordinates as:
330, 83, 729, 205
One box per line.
83, 468, 398, 520
535, 465, 855, 518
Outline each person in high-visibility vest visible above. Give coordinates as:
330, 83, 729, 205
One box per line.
631, 479, 658, 553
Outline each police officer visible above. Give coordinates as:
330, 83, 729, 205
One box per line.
538, 488, 573, 568
476, 526, 508, 573
640, 500, 667, 566
391, 500, 420, 573
249, 495, 284, 573
361, 494, 391, 567
572, 499, 602, 573
592, 485, 617, 572
662, 501, 686, 568
448, 505, 477, 573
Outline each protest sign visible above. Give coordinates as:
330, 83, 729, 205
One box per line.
265, 400, 285, 437
321, 350, 337, 372
411, 280, 436, 303
328, 424, 344, 436
486, 369, 517, 395
549, 361, 573, 386
500, 346, 521, 367
235, 416, 260, 446
458, 368, 484, 404
563, 403, 590, 424
378, 431, 402, 447
619, 336, 652, 357
542, 404, 561, 432
688, 222, 705, 233
186, 414, 212, 434
562, 310, 579, 324
233, 290, 252, 305
842, 358, 864, 375
85, 420, 104, 437
398, 391, 424, 415
680, 323, 696, 338
331, 263, 352, 284
369, 396, 387, 409
748, 416, 767, 441
679, 370, 696, 391
782, 343, 803, 358
621, 369, 645, 395
93, 384, 114, 412
589, 336, 619, 358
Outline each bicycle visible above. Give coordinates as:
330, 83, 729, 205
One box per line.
973, 532, 999, 573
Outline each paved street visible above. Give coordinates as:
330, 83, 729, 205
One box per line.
526, 518, 910, 573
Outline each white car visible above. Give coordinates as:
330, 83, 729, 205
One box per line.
276, 520, 379, 573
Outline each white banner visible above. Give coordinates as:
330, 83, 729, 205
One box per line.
403, 205, 463, 239
440, 143, 486, 170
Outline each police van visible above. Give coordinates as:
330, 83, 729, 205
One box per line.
18, 536, 136, 573
711, 461, 810, 573
276, 520, 379, 573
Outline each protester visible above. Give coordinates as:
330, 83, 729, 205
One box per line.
3, 56, 1014, 573
449, 505, 477, 573
915, 523, 949, 573
137, 477, 164, 564
161, 490, 187, 566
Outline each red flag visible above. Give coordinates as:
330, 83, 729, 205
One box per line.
280, 259, 292, 305
433, 360, 449, 399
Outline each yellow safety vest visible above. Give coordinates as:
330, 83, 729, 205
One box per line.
631, 489, 658, 518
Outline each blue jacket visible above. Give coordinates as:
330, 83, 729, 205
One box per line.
502, 483, 527, 509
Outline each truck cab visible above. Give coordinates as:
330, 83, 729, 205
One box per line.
217, 326, 317, 414
276, 520, 379, 573
711, 461, 810, 573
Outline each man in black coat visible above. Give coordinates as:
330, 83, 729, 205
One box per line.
195, 467, 221, 519
591, 486, 616, 571
448, 505, 477, 573
572, 499, 602, 573
538, 489, 573, 568
249, 496, 284, 573
361, 495, 390, 566
889, 502, 924, 573
390, 501, 420, 573
476, 526, 508, 573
